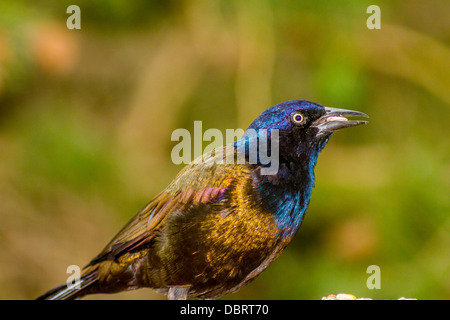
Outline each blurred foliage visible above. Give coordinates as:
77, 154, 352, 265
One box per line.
0, 0, 448, 300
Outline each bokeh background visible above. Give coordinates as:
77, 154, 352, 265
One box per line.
0, 0, 448, 300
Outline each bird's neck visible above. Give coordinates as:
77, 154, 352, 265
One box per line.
255, 149, 322, 239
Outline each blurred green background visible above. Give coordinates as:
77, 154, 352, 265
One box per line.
0, 0, 448, 300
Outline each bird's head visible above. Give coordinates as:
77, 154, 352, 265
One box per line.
244, 100, 368, 168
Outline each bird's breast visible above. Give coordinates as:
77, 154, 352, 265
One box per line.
151, 198, 284, 297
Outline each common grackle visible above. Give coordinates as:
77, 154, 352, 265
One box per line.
37, 100, 368, 300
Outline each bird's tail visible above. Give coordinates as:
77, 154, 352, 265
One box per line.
36, 270, 98, 300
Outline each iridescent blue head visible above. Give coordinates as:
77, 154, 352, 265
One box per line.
245, 100, 368, 169
242, 100, 368, 237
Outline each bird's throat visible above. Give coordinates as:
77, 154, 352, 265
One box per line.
256, 152, 319, 239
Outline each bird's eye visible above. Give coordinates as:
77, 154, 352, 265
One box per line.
291, 112, 305, 125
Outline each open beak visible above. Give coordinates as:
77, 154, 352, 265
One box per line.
313, 107, 369, 136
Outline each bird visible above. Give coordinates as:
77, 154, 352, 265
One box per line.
37, 100, 368, 300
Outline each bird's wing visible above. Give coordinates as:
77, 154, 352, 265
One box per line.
86, 145, 253, 267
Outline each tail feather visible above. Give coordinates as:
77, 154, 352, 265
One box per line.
37, 271, 98, 300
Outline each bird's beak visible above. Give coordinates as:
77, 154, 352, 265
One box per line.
313, 107, 369, 136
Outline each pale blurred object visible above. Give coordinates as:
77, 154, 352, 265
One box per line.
322, 293, 417, 300
322, 293, 358, 300
29, 21, 79, 74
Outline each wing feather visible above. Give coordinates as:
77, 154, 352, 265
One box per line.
87, 146, 253, 266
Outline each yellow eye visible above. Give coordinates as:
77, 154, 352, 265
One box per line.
291, 112, 305, 125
